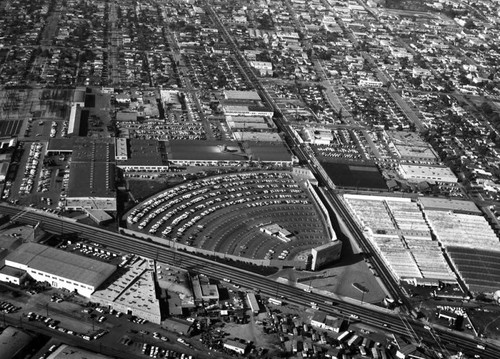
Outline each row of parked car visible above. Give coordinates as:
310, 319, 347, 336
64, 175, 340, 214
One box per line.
20, 142, 43, 195
142, 343, 193, 359
26, 312, 109, 341
0, 300, 21, 314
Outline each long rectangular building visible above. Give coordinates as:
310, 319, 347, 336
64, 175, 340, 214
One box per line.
4, 243, 116, 297
66, 138, 116, 211
166, 140, 292, 167
247, 292, 259, 314
399, 164, 457, 183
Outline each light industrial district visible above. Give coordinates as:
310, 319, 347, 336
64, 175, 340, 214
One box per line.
0, 0, 500, 358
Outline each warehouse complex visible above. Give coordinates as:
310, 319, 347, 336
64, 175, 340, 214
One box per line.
398, 164, 458, 183
44, 135, 293, 215
2, 242, 116, 297
115, 138, 169, 172
344, 194, 455, 286
387, 131, 439, 164
165, 140, 293, 167
344, 194, 500, 293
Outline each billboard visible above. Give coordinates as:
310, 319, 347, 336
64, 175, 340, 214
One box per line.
311, 241, 342, 271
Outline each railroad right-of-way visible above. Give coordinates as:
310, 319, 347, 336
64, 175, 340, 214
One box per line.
0, 204, 497, 359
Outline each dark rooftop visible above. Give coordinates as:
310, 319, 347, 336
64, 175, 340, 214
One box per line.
120, 139, 167, 166
67, 162, 115, 198
245, 141, 292, 162
72, 138, 115, 162
47, 138, 76, 153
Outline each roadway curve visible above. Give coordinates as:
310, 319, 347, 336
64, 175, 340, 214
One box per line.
0, 204, 496, 359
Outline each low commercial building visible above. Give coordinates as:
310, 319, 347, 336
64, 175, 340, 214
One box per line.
358, 79, 383, 87
46, 138, 76, 156
68, 103, 82, 136
225, 115, 274, 132
246, 141, 293, 166
115, 139, 169, 172
247, 292, 259, 314
396, 344, 419, 359
399, 164, 458, 183
222, 104, 274, 117
65, 138, 116, 211
0, 266, 26, 285
84, 209, 114, 225
223, 90, 262, 102
92, 257, 161, 324
223, 339, 247, 355
311, 311, 343, 332
161, 319, 193, 336
221, 91, 273, 117
260, 223, 295, 243
116, 111, 138, 122
65, 162, 116, 210
232, 132, 282, 142
192, 274, 219, 304
73, 88, 86, 107
115, 138, 128, 161
166, 140, 292, 167
300, 127, 334, 145
249, 61, 273, 76
160, 90, 182, 111
47, 344, 114, 359
437, 310, 461, 326
4, 242, 116, 298
388, 131, 438, 163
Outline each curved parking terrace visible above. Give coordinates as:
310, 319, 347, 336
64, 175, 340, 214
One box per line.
125, 171, 329, 261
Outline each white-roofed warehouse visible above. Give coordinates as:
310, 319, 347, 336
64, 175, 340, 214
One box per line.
4, 242, 116, 298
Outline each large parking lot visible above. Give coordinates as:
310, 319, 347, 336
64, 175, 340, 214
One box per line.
125, 171, 330, 262
0, 89, 77, 212
0, 281, 210, 359
3, 141, 71, 210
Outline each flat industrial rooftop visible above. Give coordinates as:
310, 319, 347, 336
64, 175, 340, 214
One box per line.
166, 140, 291, 162
446, 246, 500, 293
321, 162, 387, 190
166, 140, 247, 161
5, 242, 116, 287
